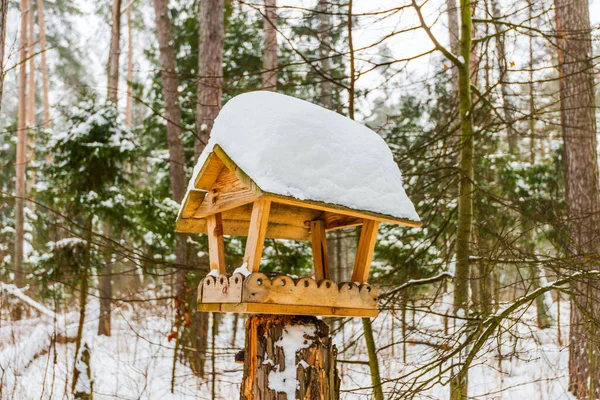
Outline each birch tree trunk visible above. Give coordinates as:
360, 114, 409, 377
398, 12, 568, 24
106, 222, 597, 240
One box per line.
554, 0, 600, 397
0, 0, 8, 112
194, 0, 224, 160
262, 0, 277, 91
14, 0, 30, 295
36, 0, 50, 129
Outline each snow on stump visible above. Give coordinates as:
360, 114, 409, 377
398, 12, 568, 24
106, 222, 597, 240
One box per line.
241, 315, 339, 400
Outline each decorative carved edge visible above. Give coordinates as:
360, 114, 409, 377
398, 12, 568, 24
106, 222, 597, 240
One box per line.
198, 272, 378, 310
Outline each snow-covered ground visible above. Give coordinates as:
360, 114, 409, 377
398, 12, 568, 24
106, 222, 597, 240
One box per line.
0, 295, 572, 399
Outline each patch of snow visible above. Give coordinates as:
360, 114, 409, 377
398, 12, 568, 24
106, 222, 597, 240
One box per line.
268, 324, 316, 399
233, 262, 251, 277
207, 269, 220, 278
185, 92, 420, 222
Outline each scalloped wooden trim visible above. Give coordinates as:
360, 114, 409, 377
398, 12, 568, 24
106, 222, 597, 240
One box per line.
199, 272, 378, 315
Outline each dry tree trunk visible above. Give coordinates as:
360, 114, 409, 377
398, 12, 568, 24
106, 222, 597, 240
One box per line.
14, 0, 30, 298
555, 0, 600, 397
241, 315, 339, 400
262, 0, 277, 91
0, 0, 8, 112
36, 0, 50, 130
194, 0, 224, 160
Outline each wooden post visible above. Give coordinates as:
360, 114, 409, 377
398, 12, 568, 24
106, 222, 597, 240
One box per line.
351, 220, 379, 283
310, 219, 330, 281
244, 198, 271, 272
207, 213, 226, 274
241, 315, 339, 400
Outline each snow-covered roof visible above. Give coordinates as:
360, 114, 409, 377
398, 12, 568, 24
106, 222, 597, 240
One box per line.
185, 91, 420, 223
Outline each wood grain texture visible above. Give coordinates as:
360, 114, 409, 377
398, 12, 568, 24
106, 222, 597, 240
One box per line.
310, 219, 330, 280
207, 213, 226, 274
199, 302, 378, 318
243, 198, 272, 272
351, 220, 380, 283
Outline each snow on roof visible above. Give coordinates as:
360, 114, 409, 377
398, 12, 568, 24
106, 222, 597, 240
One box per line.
188, 91, 420, 222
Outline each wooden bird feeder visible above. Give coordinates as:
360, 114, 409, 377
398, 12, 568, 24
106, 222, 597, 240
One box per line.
176, 92, 421, 319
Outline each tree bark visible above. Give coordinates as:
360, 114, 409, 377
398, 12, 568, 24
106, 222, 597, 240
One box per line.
97, 0, 122, 337
490, 0, 517, 154
262, 0, 277, 91
125, 9, 134, 126
317, 0, 332, 110
450, 0, 474, 397
554, 0, 600, 397
241, 315, 339, 399
152, 0, 186, 204
445, 0, 459, 94
36, 0, 50, 130
107, 0, 122, 103
0, 0, 8, 112
194, 0, 224, 160
362, 318, 384, 400
14, 0, 30, 294
153, 0, 204, 378
25, 0, 36, 198
73, 217, 93, 394
97, 222, 112, 336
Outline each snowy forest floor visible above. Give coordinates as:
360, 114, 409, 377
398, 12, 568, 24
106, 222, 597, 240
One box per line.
0, 294, 573, 399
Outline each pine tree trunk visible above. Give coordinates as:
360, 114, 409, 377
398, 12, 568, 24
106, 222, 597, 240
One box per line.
98, 0, 122, 337
262, 0, 277, 91
97, 222, 112, 336
194, 0, 224, 160
152, 0, 186, 204
153, 0, 198, 378
445, 0, 459, 94
490, 0, 517, 154
450, 0, 474, 397
36, 0, 50, 130
125, 9, 133, 126
107, 0, 122, 103
14, 0, 30, 296
73, 217, 93, 394
0, 0, 8, 112
27, 0, 35, 128
555, 0, 600, 397
241, 315, 339, 399
317, 0, 332, 110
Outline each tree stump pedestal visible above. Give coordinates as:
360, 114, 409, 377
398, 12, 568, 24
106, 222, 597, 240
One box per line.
241, 315, 339, 400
